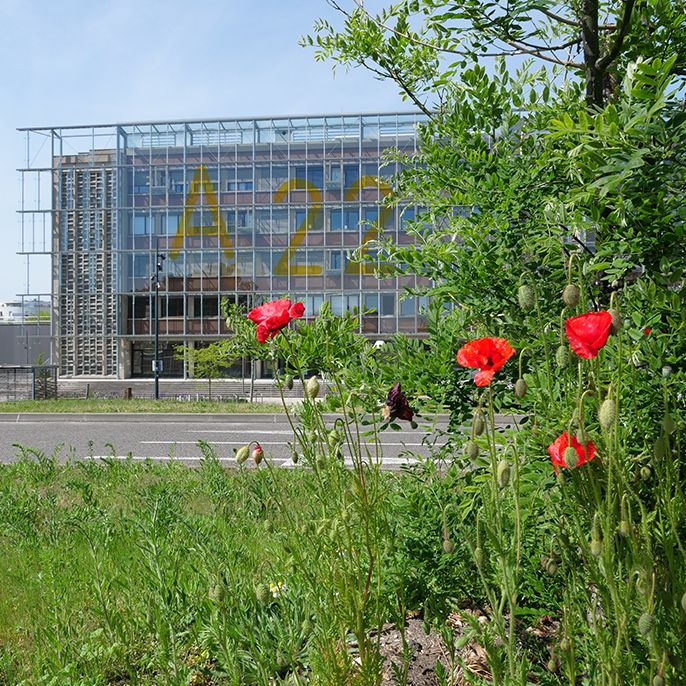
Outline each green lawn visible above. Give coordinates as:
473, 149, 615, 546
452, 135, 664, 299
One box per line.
0, 398, 284, 414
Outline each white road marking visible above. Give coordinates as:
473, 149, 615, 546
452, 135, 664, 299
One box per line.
83, 455, 421, 466
141, 440, 444, 447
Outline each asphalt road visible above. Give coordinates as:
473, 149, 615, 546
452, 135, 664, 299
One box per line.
0, 413, 452, 470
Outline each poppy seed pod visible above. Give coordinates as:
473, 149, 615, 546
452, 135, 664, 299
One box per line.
562, 284, 581, 307
599, 398, 617, 430
442, 539, 456, 554
514, 378, 527, 398
252, 443, 264, 465
638, 612, 654, 637
305, 376, 320, 399
609, 308, 622, 335
517, 284, 535, 311
465, 440, 479, 460
563, 446, 579, 469
235, 444, 251, 465
497, 460, 511, 488
555, 345, 570, 369
283, 374, 294, 391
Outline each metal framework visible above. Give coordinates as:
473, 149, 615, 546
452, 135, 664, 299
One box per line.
18, 113, 429, 379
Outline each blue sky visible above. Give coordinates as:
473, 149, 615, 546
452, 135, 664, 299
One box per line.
0, 0, 405, 300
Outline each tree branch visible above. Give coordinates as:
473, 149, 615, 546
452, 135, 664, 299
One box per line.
596, 0, 637, 72
385, 62, 435, 118
536, 7, 580, 28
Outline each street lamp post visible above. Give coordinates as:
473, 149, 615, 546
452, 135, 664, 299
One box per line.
152, 248, 166, 400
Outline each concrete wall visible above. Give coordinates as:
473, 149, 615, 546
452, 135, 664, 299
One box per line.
0, 323, 51, 365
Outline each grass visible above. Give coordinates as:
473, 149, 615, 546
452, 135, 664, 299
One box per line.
0, 450, 488, 686
0, 399, 284, 413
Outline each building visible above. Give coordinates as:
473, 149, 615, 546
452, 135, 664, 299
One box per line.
0, 298, 50, 323
18, 113, 429, 379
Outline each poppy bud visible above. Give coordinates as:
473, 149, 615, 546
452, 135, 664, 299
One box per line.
609, 308, 622, 335
590, 539, 603, 556
546, 559, 558, 576
284, 374, 294, 391
653, 676, 664, 686
681, 591, 686, 614
514, 378, 527, 398
252, 443, 264, 465
474, 546, 484, 566
555, 345, 570, 369
292, 452, 299, 465
306, 376, 320, 399
559, 638, 571, 652
638, 612, 654, 636
662, 414, 676, 435
562, 284, 580, 307
327, 428, 342, 448
547, 658, 558, 673
256, 584, 271, 604
465, 441, 479, 460
235, 444, 251, 465
618, 520, 631, 538
640, 466, 652, 481
575, 428, 586, 445
497, 460, 511, 487
599, 398, 617, 430
472, 411, 485, 437
563, 446, 579, 469
662, 365, 672, 378
209, 583, 225, 603
301, 618, 313, 635
442, 539, 455, 554
517, 284, 535, 311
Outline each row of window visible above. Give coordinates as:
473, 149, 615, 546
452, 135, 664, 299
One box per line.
126, 293, 429, 319
128, 206, 418, 237
124, 248, 396, 281
129, 163, 403, 195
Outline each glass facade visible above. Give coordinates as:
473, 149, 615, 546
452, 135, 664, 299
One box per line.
18, 113, 430, 378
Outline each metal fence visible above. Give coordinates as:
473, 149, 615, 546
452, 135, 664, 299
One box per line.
0, 366, 58, 401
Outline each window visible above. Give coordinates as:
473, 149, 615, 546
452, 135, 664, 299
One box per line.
381, 294, 395, 316
133, 215, 149, 235
328, 250, 342, 272
165, 297, 184, 317
400, 297, 415, 317
133, 170, 149, 193
364, 293, 379, 313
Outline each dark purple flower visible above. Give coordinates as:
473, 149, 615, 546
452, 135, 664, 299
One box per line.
382, 383, 414, 422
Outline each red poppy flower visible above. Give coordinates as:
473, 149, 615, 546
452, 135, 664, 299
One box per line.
456, 337, 515, 386
644, 327, 651, 335
565, 311, 612, 360
547, 432, 597, 474
381, 383, 414, 422
247, 298, 305, 344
